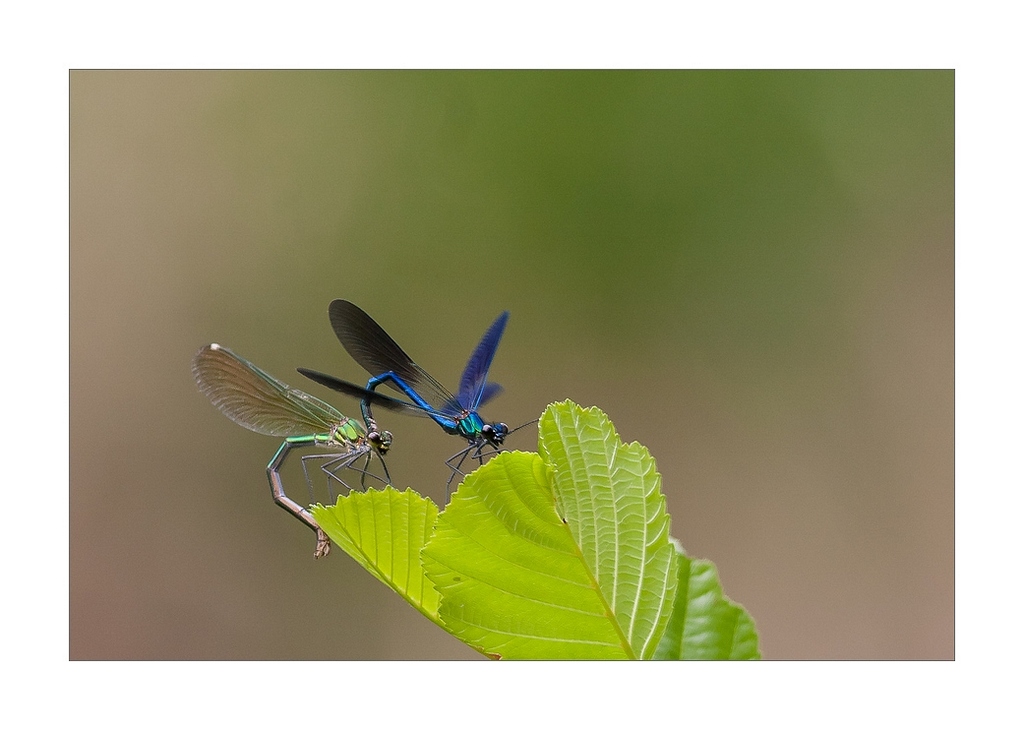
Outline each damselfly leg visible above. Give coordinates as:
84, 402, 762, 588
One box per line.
442, 418, 540, 500
298, 449, 391, 503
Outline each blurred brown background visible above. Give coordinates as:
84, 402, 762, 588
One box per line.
70, 70, 952, 659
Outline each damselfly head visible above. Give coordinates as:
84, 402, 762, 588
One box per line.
367, 429, 393, 455
482, 422, 509, 446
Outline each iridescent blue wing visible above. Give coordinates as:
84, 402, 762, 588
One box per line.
328, 300, 463, 415
456, 311, 509, 411
476, 381, 503, 408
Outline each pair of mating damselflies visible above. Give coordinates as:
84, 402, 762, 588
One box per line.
191, 300, 520, 557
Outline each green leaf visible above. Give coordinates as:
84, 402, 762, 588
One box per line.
422, 452, 631, 659
312, 486, 442, 628
653, 540, 761, 659
539, 401, 679, 659
421, 401, 678, 659
309, 401, 757, 660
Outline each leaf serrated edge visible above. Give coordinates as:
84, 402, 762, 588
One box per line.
538, 400, 680, 659
653, 539, 761, 660
313, 487, 444, 629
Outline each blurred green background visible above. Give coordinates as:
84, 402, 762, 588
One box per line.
70, 70, 952, 659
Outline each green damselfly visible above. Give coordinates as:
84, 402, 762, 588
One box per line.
191, 343, 392, 557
